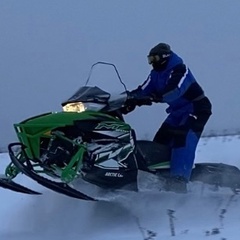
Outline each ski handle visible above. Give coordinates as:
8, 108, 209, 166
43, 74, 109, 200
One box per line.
6, 142, 28, 179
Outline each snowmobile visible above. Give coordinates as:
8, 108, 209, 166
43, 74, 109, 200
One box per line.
1, 62, 240, 201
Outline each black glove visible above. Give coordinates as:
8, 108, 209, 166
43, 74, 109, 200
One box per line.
151, 94, 163, 103
128, 91, 153, 107
120, 91, 153, 115
128, 85, 163, 103
135, 96, 153, 106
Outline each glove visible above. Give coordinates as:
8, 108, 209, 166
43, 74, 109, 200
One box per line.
128, 85, 163, 104
127, 90, 153, 106
151, 95, 163, 103
120, 91, 152, 115
135, 96, 153, 106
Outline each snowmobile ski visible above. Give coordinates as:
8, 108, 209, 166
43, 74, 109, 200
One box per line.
8, 143, 96, 201
0, 175, 41, 195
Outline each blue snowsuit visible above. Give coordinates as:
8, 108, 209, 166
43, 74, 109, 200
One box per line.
135, 52, 212, 180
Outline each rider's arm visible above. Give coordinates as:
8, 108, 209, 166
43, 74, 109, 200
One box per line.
131, 74, 162, 102
131, 75, 154, 97
161, 63, 193, 103
122, 76, 154, 114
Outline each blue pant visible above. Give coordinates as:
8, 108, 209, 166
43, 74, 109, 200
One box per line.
170, 129, 199, 179
153, 111, 211, 180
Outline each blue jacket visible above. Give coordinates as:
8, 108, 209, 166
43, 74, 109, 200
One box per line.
138, 52, 207, 118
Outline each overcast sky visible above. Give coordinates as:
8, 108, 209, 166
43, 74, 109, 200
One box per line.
1, 0, 240, 149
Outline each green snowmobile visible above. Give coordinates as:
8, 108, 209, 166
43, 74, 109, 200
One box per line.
1, 62, 240, 201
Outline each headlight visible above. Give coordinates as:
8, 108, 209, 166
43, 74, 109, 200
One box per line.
62, 102, 104, 113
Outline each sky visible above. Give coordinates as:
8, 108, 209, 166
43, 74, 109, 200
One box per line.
1, 1, 240, 150
1, 135, 240, 240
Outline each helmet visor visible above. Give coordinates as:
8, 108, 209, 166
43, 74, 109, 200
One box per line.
147, 55, 160, 64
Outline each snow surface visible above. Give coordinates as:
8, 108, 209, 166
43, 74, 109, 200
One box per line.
1, 135, 240, 240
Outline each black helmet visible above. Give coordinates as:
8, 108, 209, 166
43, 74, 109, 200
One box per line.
147, 43, 171, 65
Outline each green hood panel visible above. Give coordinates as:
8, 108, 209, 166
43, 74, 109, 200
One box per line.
14, 111, 126, 159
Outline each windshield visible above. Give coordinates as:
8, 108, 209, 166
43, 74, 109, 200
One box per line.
84, 62, 127, 94
62, 86, 110, 104
62, 86, 127, 113
62, 62, 128, 113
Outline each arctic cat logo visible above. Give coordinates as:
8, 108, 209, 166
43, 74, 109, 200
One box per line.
96, 122, 128, 131
105, 172, 123, 178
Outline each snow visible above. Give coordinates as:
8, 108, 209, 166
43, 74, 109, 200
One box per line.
1, 135, 240, 240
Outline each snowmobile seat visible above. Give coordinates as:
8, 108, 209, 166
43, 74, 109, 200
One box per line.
135, 140, 171, 170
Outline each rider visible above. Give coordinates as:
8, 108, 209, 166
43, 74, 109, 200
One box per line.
122, 43, 212, 193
